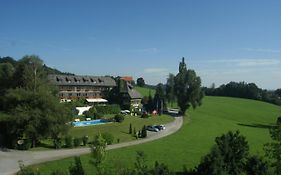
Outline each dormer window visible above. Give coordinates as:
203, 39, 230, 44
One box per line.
98, 78, 104, 83
66, 77, 71, 83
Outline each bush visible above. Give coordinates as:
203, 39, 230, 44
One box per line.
73, 137, 81, 147
17, 139, 32, 150
69, 156, 85, 175
65, 136, 73, 148
94, 112, 103, 119
50, 169, 68, 175
17, 161, 40, 175
82, 136, 89, 146
83, 107, 97, 119
114, 114, 125, 123
141, 125, 147, 138
129, 123, 132, 134
141, 112, 150, 118
96, 104, 121, 114
101, 132, 114, 145
53, 138, 62, 149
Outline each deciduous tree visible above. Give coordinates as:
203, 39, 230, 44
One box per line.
174, 57, 204, 115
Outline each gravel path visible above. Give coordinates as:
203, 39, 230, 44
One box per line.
0, 116, 183, 175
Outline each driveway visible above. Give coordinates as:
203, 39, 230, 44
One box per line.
0, 116, 183, 175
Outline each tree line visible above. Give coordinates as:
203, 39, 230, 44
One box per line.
203, 82, 281, 106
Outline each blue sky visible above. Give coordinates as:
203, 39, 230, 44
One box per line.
1, 0, 281, 89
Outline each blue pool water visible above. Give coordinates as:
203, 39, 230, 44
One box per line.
72, 119, 110, 127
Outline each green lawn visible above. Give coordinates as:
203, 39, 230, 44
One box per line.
32, 96, 281, 174
135, 86, 156, 97
69, 114, 173, 143
31, 114, 174, 151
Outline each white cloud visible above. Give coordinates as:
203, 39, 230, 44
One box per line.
236, 59, 281, 67
207, 58, 281, 67
243, 48, 281, 53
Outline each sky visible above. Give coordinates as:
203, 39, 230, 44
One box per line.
1, 0, 281, 89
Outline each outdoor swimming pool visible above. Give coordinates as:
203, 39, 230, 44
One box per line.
72, 119, 110, 127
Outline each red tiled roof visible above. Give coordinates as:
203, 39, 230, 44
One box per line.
120, 76, 133, 81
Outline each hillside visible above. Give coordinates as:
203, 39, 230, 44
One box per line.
33, 96, 281, 173
134, 86, 156, 97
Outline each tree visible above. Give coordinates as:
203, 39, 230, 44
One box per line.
141, 125, 147, 138
154, 83, 166, 115
196, 131, 249, 175
137, 77, 145, 87
152, 161, 173, 175
69, 156, 85, 175
264, 116, 281, 174
166, 73, 176, 108
0, 62, 15, 95
0, 55, 72, 148
91, 133, 107, 174
275, 89, 281, 98
134, 151, 149, 174
245, 155, 268, 175
174, 57, 204, 115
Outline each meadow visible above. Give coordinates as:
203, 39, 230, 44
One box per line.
32, 96, 281, 174
135, 86, 156, 97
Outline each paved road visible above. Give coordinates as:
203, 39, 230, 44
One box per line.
0, 116, 183, 175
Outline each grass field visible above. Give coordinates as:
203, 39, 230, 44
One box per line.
135, 86, 156, 97
32, 96, 281, 174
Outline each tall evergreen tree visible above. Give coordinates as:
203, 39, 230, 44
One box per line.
166, 73, 176, 108
154, 83, 166, 115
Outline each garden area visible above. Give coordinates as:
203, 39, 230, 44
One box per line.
31, 114, 174, 151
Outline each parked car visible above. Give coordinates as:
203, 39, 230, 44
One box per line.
121, 110, 130, 115
146, 125, 159, 132
155, 124, 166, 130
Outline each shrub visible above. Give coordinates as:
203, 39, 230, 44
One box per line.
65, 136, 73, 148
69, 156, 85, 175
82, 136, 89, 146
17, 139, 32, 150
96, 104, 121, 114
114, 114, 125, 123
141, 112, 150, 118
50, 170, 68, 175
53, 138, 62, 149
73, 137, 81, 147
129, 123, 132, 134
17, 161, 40, 175
94, 112, 103, 119
141, 125, 147, 138
101, 132, 114, 145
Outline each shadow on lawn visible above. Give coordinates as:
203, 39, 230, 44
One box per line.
37, 141, 55, 149
237, 123, 273, 129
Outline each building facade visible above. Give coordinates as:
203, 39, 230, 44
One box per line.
48, 74, 116, 102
